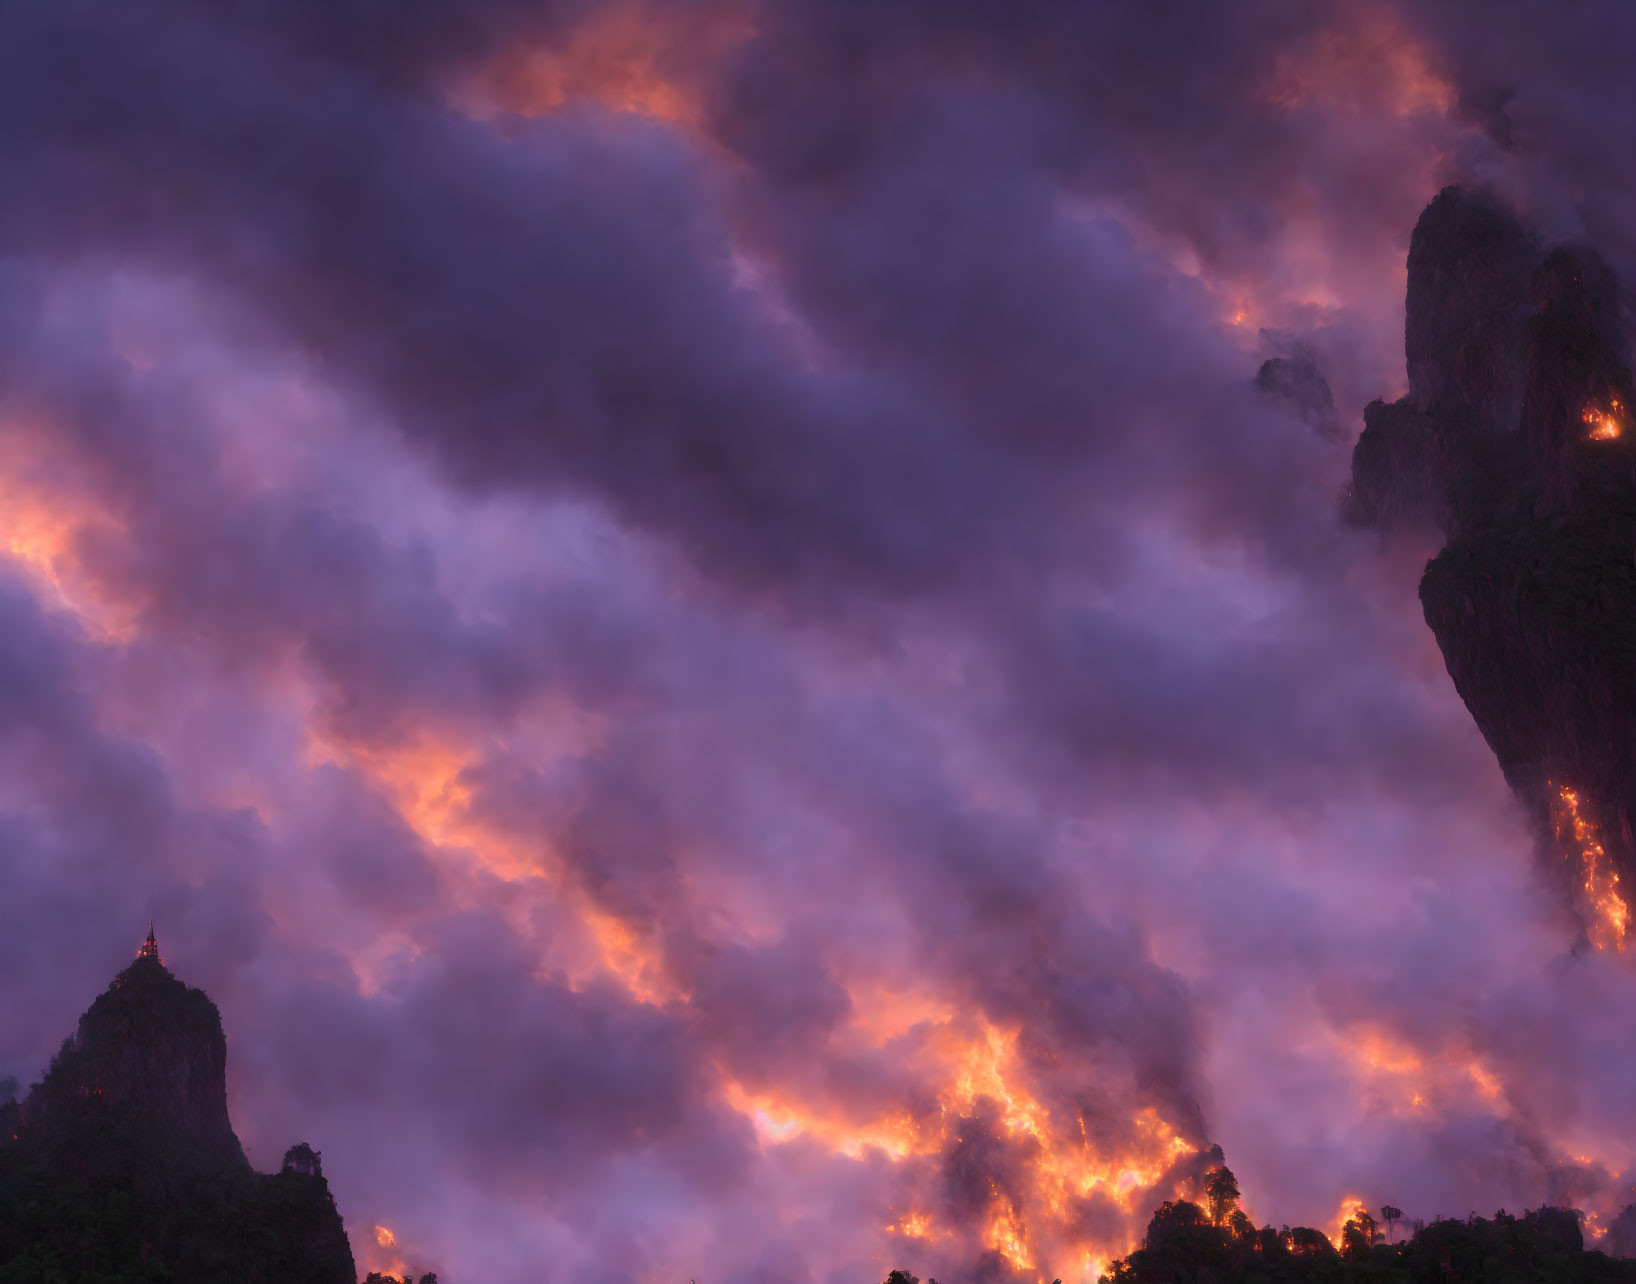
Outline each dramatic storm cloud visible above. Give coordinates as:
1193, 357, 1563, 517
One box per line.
2, 1, 1636, 1280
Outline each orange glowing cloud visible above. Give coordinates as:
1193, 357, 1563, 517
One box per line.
721, 1005, 1197, 1276
847, 982, 959, 1047
1259, 10, 1454, 119
1337, 1026, 1506, 1118
884, 1208, 938, 1241
722, 1080, 924, 1161
304, 735, 488, 862
299, 721, 700, 1006
579, 903, 690, 1006
451, 3, 753, 129
367, 1224, 413, 1278
0, 432, 137, 643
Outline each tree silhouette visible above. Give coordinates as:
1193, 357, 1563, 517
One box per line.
281, 1140, 323, 1177
1148, 1199, 1213, 1245
1100, 1199, 1623, 1283
1380, 1204, 1403, 1243
1341, 1216, 1367, 1269
1205, 1165, 1241, 1227
1282, 1226, 1337, 1259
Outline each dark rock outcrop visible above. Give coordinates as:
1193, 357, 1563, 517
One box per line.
1256, 348, 1343, 441
1403, 188, 1540, 435
1345, 187, 1541, 535
27, 949, 247, 1172
0, 941, 357, 1283
1350, 186, 1636, 946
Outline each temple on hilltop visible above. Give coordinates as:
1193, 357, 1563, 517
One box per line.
0, 920, 358, 1281
282, 1141, 324, 1179
136, 919, 164, 966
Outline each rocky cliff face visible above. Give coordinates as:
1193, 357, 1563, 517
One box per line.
0, 945, 357, 1283
1345, 187, 1540, 535
29, 952, 246, 1171
1352, 186, 1636, 948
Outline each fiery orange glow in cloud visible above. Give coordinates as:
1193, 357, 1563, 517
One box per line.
14, 3, 1636, 1282
14, 394, 1616, 1281
451, 3, 753, 128
848, 983, 959, 1047
1153, 5, 1458, 364
0, 436, 136, 643
884, 1208, 937, 1240
322, 737, 482, 856
301, 725, 694, 1004
1259, 9, 1454, 118
1552, 785, 1629, 951
724, 1009, 1196, 1277
0, 423, 700, 1015
367, 1224, 413, 1278
578, 903, 688, 1006
1339, 1027, 1506, 1116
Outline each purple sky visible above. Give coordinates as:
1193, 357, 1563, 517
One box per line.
3, 2, 1636, 1280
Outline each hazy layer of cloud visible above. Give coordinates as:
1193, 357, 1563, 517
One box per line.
1, 2, 1635, 1281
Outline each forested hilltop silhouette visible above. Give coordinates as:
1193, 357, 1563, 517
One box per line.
873, 1164, 1636, 1284
0, 929, 355, 1283
1094, 1181, 1635, 1284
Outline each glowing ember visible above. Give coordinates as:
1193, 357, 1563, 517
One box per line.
1582, 398, 1624, 439
1552, 785, 1629, 951
373, 1226, 397, 1249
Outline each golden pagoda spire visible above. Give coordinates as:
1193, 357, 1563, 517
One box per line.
137, 916, 162, 964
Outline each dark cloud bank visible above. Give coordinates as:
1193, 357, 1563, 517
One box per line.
2, 1, 1636, 1281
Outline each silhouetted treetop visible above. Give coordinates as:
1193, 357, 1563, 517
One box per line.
1097, 1199, 1630, 1284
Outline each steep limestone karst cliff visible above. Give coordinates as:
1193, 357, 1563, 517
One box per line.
26, 932, 246, 1174
0, 931, 356, 1283
1345, 186, 1541, 535
1350, 186, 1636, 950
